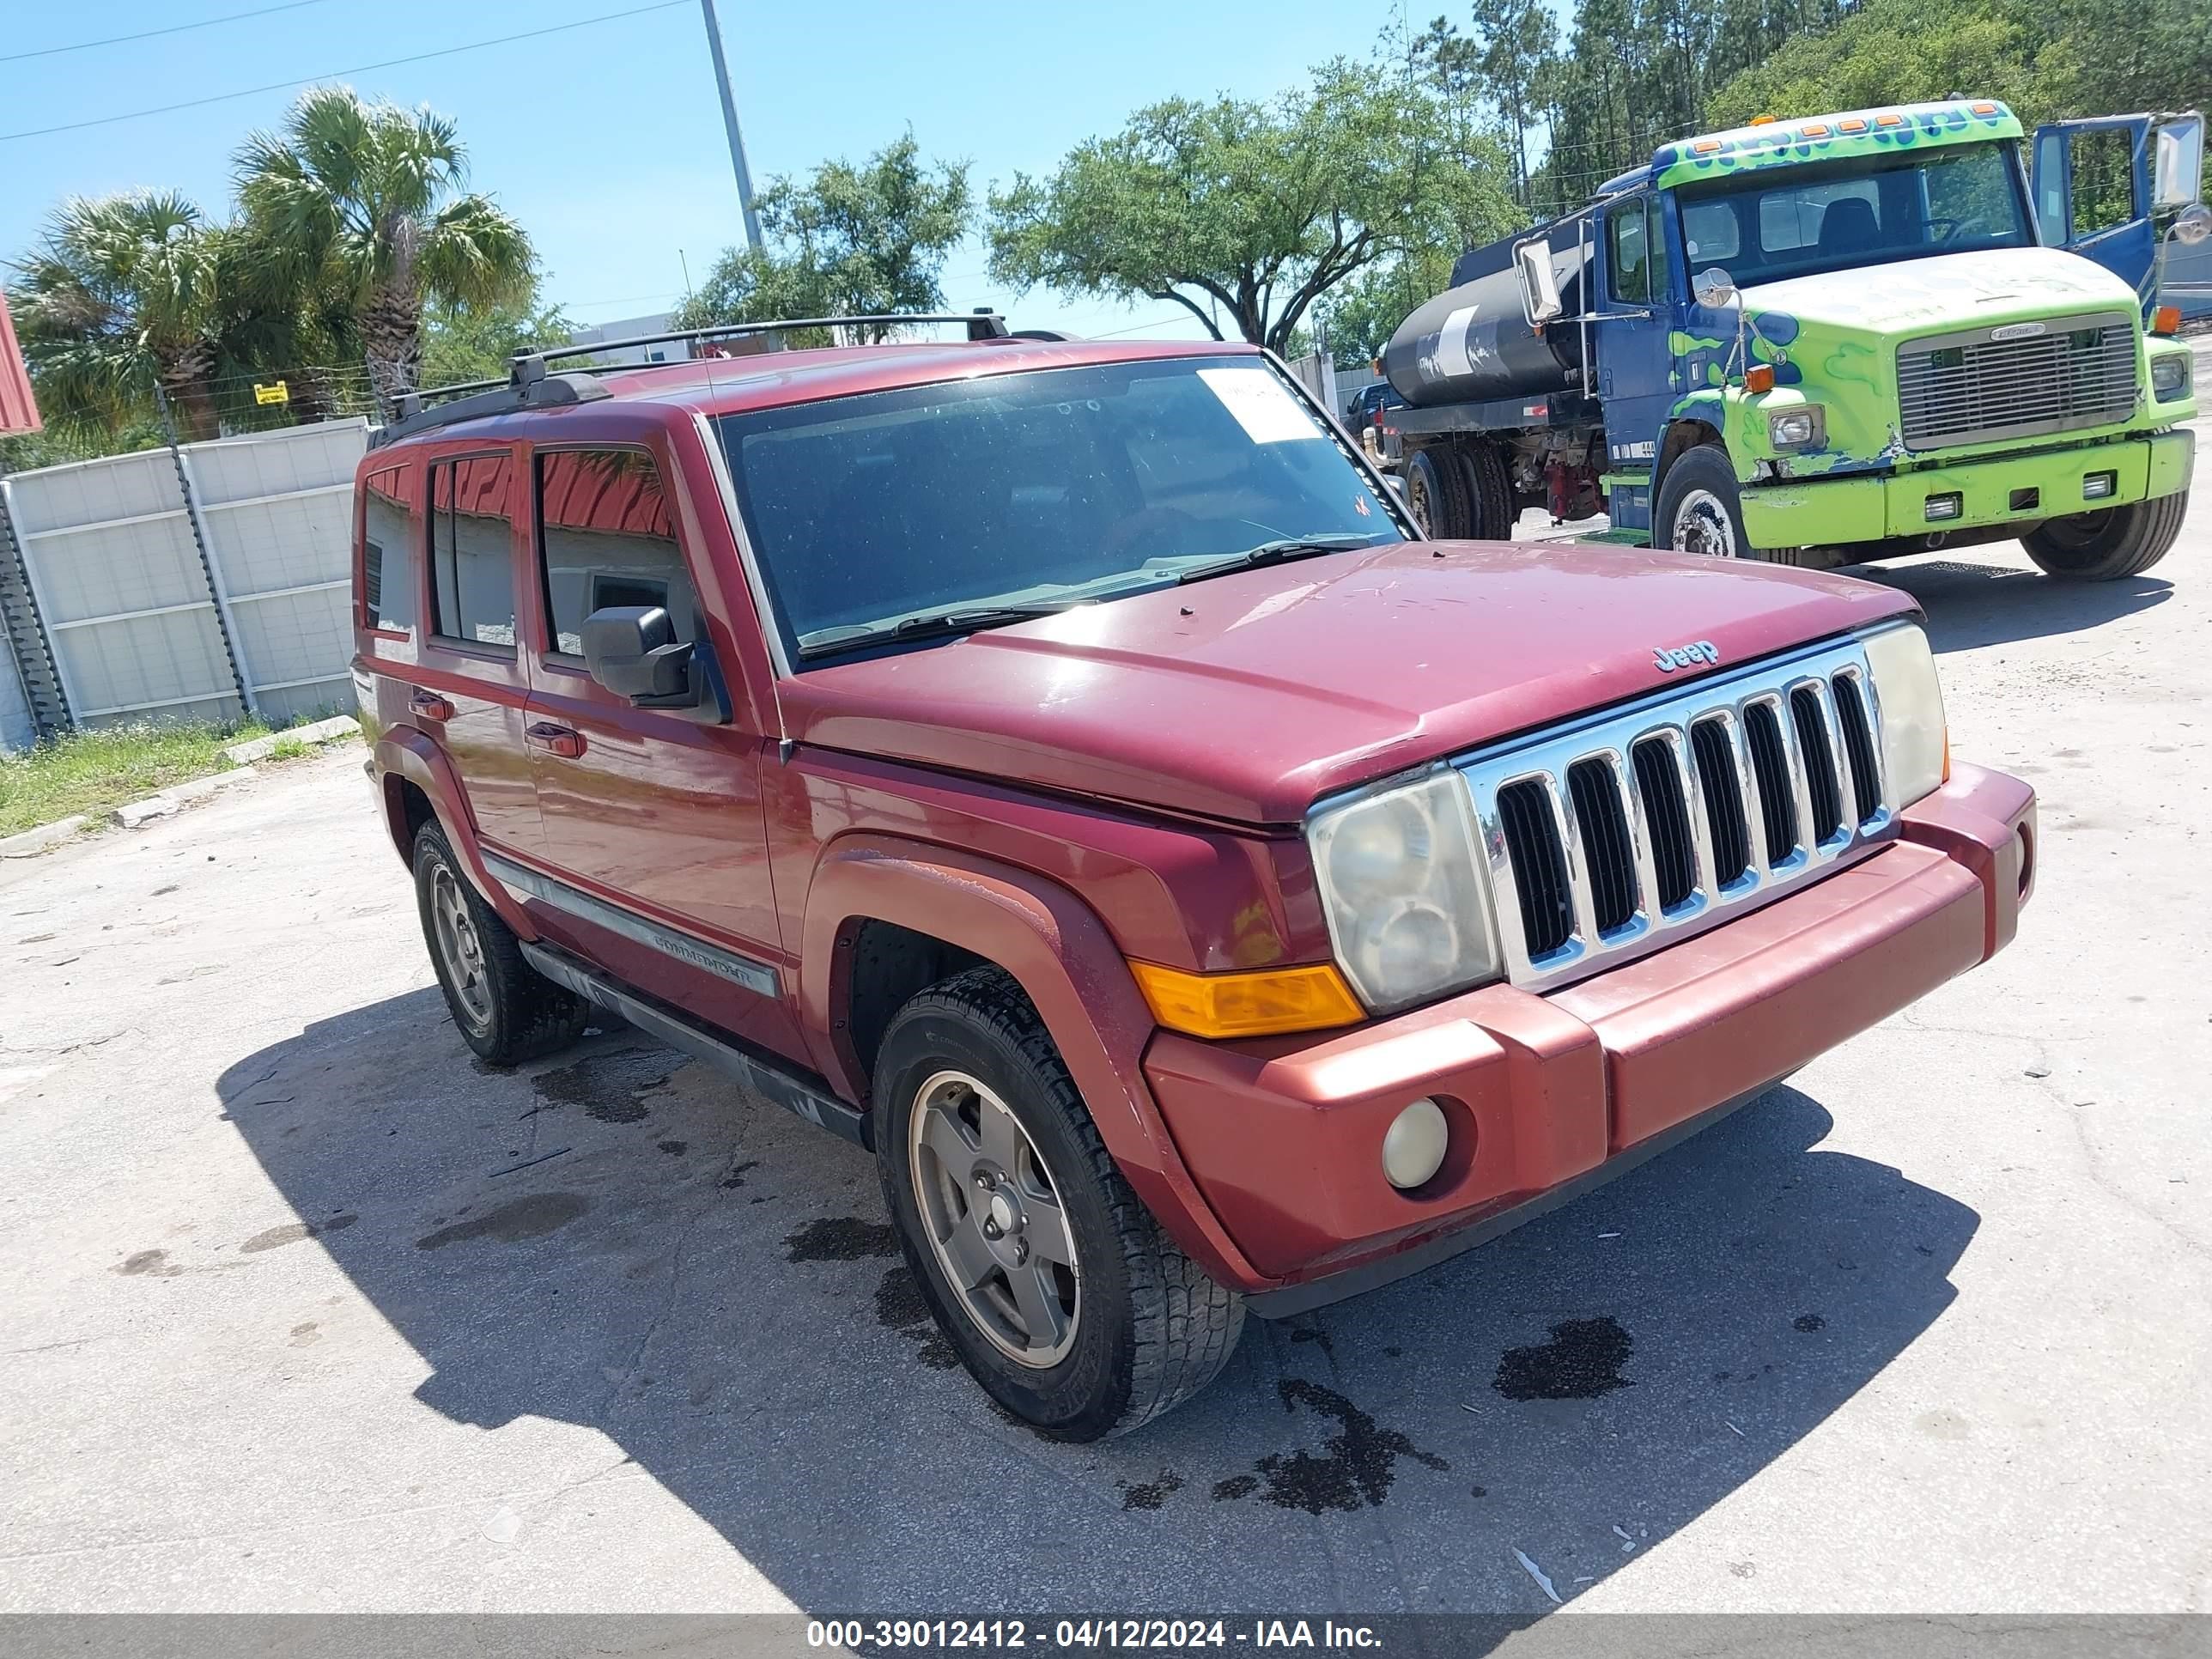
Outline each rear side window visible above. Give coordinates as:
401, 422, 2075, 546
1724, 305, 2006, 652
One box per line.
535, 448, 696, 655
361, 465, 417, 633
428, 453, 517, 648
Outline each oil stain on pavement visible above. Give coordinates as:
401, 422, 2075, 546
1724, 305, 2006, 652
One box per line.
783, 1216, 897, 1262
872, 1265, 958, 1370
415, 1193, 591, 1250
1493, 1316, 1634, 1401
1215, 1379, 1449, 1514
530, 1048, 674, 1123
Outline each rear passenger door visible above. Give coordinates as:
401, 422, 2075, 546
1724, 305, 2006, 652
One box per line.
418, 447, 544, 856
519, 442, 793, 1055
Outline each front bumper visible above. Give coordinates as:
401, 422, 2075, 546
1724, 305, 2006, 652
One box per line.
1738, 429, 2195, 546
1142, 762, 2034, 1309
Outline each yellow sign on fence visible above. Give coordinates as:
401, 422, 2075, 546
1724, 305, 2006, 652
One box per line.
253, 380, 289, 406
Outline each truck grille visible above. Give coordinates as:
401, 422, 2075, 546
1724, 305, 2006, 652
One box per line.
1460, 635, 1897, 990
1897, 312, 2137, 450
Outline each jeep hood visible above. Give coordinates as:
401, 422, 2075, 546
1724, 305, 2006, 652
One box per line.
780, 542, 1917, 825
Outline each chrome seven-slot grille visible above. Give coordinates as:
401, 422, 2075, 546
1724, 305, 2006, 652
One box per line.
1462, 636, 1894, 990
1896, 310, 2138, 450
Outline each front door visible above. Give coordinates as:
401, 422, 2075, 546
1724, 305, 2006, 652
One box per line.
1593, 191, 1679, 528
2033, 116, 2161, 307
516, 441, 798, 1060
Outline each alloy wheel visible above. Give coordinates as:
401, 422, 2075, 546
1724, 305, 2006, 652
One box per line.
908, 1068, 1081, 1367
428, 864, 493, 1030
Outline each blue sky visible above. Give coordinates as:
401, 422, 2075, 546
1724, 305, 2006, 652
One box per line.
1, 0, 1429, 346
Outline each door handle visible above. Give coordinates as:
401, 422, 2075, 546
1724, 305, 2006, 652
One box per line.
526, 721, 586, 759
410, 689, 455, 722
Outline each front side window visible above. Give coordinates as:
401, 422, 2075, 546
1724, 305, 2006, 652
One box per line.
1674, 140, 2035, 287
2065, 127, 2138, 239
716, 356, 1402, 663
361, 465, 416, 633
536, 448, 697, 656
1608, 201, 1650, 302
428, 453, 517, 648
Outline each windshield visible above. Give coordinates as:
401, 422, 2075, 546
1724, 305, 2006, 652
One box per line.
714, 355, 1403, 662
1675, 140, 2033, 289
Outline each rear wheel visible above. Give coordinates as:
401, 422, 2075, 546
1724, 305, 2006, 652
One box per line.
2023, 491, 2187, 580
413, 823, 588, 1066
874, 966, 1243, 1440
1403, 446, 1469, 538
1464, 439, 1516, 540
1653, 445, 1762, 560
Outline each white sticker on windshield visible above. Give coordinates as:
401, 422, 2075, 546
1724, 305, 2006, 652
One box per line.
1198, 368, 1323, 444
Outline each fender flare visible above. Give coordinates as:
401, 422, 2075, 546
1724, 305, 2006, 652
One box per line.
372, 729, 538, 940
799, 833, 1267, 1291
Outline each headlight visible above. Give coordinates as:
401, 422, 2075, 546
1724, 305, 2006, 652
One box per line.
1860, 623, 1947, 809
2150, 352, 2190, 400
1307, 771, 1501, 1012
1767, 405, 1826, 449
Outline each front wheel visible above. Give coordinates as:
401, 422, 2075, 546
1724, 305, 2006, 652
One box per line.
2023, 491, 2187, 580
1652, 444, 1763, 560
873, 966, 1243, 1440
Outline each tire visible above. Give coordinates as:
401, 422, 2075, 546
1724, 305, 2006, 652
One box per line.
873, 966, 1244, 1440
1652, 444, 1764, 560
412, 822, 589, 1066
2023, 490, 2187, 580
1404, 445, 1473, 538
1463, 439, 1516, 540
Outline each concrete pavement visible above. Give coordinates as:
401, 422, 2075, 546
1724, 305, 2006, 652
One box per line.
0, 456, 2207, 1617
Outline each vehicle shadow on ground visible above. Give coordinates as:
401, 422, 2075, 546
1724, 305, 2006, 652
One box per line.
219, 994, 1978, 1626
1850, 555, 2170, 653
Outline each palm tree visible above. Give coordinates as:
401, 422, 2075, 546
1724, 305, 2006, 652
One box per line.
234, 87, 535, 416
9, 191, 228, 443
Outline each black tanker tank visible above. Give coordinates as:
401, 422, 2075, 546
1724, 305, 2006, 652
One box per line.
1383, 222, 1589, 407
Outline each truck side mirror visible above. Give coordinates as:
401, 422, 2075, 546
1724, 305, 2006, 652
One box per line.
2174, 204, 2212, 246
581, 605, 696, 708
2154, 115, 2205, 212
1516, 238, 1565, 324
1693, 267, 1739, 310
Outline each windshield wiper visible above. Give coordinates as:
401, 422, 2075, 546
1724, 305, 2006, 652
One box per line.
1175, 534, 1383, 585
798, 601, 1081, 659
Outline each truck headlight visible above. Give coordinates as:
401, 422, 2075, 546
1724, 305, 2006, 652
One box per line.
1308, 771, 1501, 1013
2150, 352, 2191, 400
1860, 623, 1948, 809
1767, 405, 1826, 449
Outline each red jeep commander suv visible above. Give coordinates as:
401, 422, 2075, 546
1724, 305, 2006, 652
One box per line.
353, 313, 2034, 1439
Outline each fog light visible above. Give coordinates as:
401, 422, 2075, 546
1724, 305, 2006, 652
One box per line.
1924, 493, 1962, 522
1382, 1097, 1450, 1190
2081, 471, 2116, 500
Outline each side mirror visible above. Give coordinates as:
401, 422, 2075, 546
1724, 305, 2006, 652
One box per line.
2154, 115, 2205, 212
580, 605, 696, 708
2172, 203, 2212, 247
1693, 266, 1739, 310
1516, 237, 1564, 324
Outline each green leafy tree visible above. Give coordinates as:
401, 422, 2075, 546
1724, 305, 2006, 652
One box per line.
234, 87, 535, 415
419, 290, 577, 388
673, 136, 972, 344
8, 191, 229, 443
990, 58, 1519, 354
1468, 0, 1559, 204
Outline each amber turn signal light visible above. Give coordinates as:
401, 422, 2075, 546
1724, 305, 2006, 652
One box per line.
2150, 305, 2181, 337
1743, 364, 1776, 393
1131, 961, 1364, 1039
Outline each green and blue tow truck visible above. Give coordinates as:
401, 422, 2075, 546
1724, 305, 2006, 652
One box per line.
1381, 99, 2204, 580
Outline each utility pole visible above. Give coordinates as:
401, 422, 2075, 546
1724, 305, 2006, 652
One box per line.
699, 0, 763, 252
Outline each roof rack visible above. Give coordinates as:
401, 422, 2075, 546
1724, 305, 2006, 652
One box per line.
371, 309, 1014, 448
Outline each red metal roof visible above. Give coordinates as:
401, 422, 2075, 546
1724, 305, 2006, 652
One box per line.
0, 289, 41, 436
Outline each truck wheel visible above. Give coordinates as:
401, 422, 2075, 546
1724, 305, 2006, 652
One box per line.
873, 966, 1244, 1440
412, 822, 588, 1066
1404, 447, 1472, 538
2022, 491, 2187, 580
1653, 445, 1759, 560
1464, 441, 1516, 540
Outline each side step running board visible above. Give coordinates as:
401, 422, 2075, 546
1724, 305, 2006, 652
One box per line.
520, 939, 870, 1148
